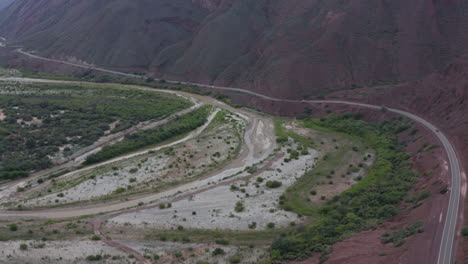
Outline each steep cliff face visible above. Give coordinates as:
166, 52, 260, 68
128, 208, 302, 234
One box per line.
1, 0, 467, 97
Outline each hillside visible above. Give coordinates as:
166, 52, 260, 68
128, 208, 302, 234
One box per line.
0, 0, 14, 10
1, 0, 467, 98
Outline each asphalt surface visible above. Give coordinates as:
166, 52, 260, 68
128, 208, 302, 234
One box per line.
8, 48, 464, 264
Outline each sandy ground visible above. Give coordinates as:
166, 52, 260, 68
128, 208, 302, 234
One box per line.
16, 110, 244, 207
0, 108, 221, 207
109, 144, 318, 230
0, 240, 127, 264
115, 240, 267, 264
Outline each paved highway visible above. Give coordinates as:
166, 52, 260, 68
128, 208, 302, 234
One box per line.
10, 48, 464, 264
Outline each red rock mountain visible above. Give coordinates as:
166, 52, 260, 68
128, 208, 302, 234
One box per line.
0, 0, 467, 98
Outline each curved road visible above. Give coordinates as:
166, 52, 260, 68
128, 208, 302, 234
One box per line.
6, 48, 464, 264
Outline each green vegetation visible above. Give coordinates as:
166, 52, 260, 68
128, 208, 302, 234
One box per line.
381, 221, 424, 247
271, 113, 419, 260
274, 119, 314, 147
0, 81, 190, 180
212, 248, 226, 256
8, 223, 18, 231
266, 181, 282, 189
234, 201, 245, 212
90, 235, 101, 240
86, 255, 103, 261
461, 227, 468, 238
405, 189, 430, 204
84, 105, 211, 165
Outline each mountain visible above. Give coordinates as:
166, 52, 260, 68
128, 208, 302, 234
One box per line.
1, 0, 467, 98
0, 0, 14, 10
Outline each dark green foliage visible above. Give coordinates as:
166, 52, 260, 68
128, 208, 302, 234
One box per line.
234, 201, 244, 212
8, 223, 18, 231
0, 82, 190, 180
462, 227, 468, 238
212, 248, 225, 256
86, 255, 102, 261
271, 114, 419, 260
266, 180, 282, 188
381, 221, 424, 246
84, 105, 211, 165
405, 189, 430, 203
215, 239, 229, 245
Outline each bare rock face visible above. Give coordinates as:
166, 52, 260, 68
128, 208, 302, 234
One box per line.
0, 0, 467, 99
191, 0, 221, 11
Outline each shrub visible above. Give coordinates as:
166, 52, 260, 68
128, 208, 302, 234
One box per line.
212, 248, 225, 256
229, 256, 242, 263
310, 190, 317, 195
90, 235, 101, 240
267, 222, 275, 229
8, 223, 18, 231
19, 243, 28, 250
266, 181, 282, 188
215, 239, 229, 245
86, 255, 102, 261
234, 201, 244, 212
114, 187, 125, 194
462, 227, 468, 238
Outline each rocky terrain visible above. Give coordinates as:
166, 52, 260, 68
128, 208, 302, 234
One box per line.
1, 0, 467, 98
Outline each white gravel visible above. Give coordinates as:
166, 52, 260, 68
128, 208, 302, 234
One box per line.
0, 240, 126, 264
109, 145, 319, 230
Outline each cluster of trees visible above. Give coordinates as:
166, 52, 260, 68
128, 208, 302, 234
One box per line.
84, 106, 211, 165
271, 113, 419, 261
0, 83, 190, 181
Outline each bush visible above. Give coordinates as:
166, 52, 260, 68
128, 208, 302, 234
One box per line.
462, 227, 468, 238
266, 181, 282, 188
215, 239, 229, 245
19, 243, 28, 250
267, 222, 275, 229
229, 256, 242, 263
86, 255, 102, 261
8, 223, 18, 231
234, 201, 244, 212
212, 248, 225, 256
114, 187, 125, 194
90, 235, 101, 241
381, 221, 424, 246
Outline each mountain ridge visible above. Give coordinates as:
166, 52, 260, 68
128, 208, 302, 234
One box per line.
1, 0, 467, 97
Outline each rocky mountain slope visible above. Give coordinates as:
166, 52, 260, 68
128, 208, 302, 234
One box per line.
0, 0, 13, 10
1, 0, 467, 98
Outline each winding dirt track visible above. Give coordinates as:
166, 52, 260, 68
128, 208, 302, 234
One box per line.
0, 48, 463, 264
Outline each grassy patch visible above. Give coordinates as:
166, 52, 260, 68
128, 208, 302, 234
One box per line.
271, 114, 419, 261
84, 105, 212, 165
